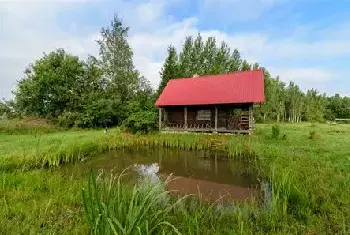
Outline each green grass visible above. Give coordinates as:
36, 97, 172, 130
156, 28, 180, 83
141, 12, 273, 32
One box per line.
1, 122, 350, 234
0, 117, 61, 135
82, 170, 184, 235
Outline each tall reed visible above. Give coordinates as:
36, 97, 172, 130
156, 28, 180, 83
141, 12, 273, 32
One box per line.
82, 170, 185, 235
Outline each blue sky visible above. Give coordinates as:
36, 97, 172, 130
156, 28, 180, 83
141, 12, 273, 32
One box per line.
0, 0, 349, 99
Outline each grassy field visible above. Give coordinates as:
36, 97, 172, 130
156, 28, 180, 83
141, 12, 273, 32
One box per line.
0, 121, 350, 234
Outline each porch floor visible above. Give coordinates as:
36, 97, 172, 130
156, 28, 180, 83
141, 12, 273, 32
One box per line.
161, 127, 250, 134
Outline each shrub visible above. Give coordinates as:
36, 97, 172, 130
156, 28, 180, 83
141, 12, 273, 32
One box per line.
123, 110, 157, 134
271, 125, 280, 139
309, 131, 320, 140
57, 111, 81, 127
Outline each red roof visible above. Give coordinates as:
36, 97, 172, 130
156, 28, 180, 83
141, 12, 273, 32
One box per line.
155, 70, 265, 107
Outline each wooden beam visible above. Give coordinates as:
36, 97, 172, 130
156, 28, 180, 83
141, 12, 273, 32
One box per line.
158, 108, 162, 131
184, 106, 188, 130
248, 104, 253, 131
214, 106, 218, 133
164, 109, 167, 122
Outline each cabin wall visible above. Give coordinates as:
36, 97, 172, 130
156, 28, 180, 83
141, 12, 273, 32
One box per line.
162, 103, 253, 131
166, 107, 183, 123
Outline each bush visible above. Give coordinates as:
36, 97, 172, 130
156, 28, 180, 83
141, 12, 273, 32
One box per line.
271, 125, 280, 139
57, 111, 81, 127
309, 131, 320, 140
123, 111, 157, 134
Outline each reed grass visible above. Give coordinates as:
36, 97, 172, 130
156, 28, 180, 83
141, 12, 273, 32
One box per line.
0, 117, 61, 135
82, 170, 185, 235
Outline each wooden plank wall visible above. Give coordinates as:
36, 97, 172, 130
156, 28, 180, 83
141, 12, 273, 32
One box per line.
163, 103, 252, 130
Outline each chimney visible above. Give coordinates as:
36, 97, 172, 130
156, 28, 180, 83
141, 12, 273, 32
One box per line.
192, 74, 199, 78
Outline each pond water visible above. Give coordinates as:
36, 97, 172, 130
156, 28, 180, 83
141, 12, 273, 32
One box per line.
65, 147, 261, 203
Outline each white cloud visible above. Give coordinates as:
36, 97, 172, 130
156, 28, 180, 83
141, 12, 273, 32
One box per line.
0, 0, 349, 99
129, 17, 198, 87
0, 1, 98, 99
268, 67, 336, 83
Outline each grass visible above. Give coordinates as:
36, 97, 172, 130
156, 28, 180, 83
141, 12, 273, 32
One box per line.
0, 117, 61, 135
1, 120, 350, 234
82, 170, 184, 235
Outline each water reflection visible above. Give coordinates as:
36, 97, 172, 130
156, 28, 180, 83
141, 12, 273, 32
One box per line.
133, 163, 160, 183
66, 147, 261, 203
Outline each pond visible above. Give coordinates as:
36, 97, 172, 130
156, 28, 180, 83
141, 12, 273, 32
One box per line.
65, 147, 262, 203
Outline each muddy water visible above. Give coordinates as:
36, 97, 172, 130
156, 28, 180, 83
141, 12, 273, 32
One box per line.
66, 147, 261, 203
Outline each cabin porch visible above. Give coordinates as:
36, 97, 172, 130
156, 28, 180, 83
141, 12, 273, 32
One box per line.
158, 103, 254, 134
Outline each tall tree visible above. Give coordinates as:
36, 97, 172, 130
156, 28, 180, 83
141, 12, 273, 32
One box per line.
13, 49, 86, 118
229, 49, 242, 72
97, 14, 139, 104
211, 41, 231, 74
304, 89, 325, 122
178, 36, 194, 78
190, 34, 205, 75
252, 63, 260, 70
241, 60, 251, 71
202, 37, 217, 74
325, 94, 350, 120
0, 101, 7, 116
157, 46, 179, 96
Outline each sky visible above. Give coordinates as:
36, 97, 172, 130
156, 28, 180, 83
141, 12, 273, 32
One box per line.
0, 0, 350, 99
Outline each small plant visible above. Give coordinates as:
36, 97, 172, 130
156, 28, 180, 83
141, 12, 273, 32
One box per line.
271, 125, 280, 139
282, 134, 287, 140
309, 131, 320, 140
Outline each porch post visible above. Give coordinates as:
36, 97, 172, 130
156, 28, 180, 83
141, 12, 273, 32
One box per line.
249, 104, 253, 132
184, 106, 188, 130
158, 108, 162, 131
214, 106, 218, 133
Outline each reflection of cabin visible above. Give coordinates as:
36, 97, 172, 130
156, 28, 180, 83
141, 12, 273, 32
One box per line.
160, 174, 259, 203
155, 70, 265, 134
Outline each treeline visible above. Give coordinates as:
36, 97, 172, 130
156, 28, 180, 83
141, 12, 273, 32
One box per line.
158, 34, 350, 122
1, 15, 349, 131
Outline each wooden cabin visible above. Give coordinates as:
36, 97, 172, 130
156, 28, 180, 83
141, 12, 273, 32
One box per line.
155, 70, 265, 134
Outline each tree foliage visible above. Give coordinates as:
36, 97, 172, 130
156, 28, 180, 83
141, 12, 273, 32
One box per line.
325, 94, 350, 120
157, 46, 179, 96
14, 49, 89, 118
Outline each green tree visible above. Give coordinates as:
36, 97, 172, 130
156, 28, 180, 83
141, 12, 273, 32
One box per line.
157, 46, 179, 96
241, 60, 251, 71
178, 36, 194, 78
97, 14, 140, 104
0, 101, 7, 116
229, 49, 242, 72
325, 94, 350, 120
252, 63, 260, 70
211, 41, 231, 74
13, 49, 86, 118
304, 89, 325, 122
190, 34, 205, 75
202, 37, 217, 74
